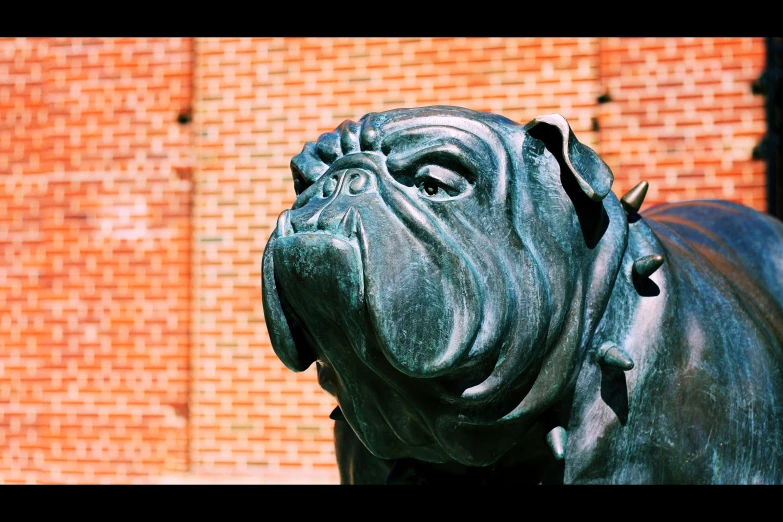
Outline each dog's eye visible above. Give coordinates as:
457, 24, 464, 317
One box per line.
415, 165, 469, 201
422, 179, 439, 196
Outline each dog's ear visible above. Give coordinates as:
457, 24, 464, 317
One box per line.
523, 114, 613, 201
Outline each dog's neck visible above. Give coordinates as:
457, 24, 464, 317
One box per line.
587, 210, 670, 354
554, 209, 672, 481
493, 192, 630, 424
485, 199, 667, 479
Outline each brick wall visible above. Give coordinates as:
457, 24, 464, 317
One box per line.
0, 37, 768, 483
0, 38, 193, 483
598, 37, 767, 209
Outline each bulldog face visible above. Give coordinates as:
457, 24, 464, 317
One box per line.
262, 106, 625, 466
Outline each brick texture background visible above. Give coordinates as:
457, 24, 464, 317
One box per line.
0, 37, 768, 483
598, 38, 767, 209
0, 38, 193, 484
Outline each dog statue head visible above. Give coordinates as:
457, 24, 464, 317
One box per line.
262, 106, 629, 467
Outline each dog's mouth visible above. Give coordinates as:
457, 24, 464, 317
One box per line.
263, 210, 452, 461
262, 207, 364, 371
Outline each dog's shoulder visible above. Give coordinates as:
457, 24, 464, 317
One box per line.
642, 200, 783, 304
639, 200, 783, 396
566, 200, 783, 483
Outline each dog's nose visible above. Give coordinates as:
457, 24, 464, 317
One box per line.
288, 167, 379, 235
322, 168, 372, 197
314, 168, 375, 234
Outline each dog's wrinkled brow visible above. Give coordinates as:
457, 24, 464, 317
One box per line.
383, 126, 497, 181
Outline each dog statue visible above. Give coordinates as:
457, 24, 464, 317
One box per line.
261, 106, 783, 484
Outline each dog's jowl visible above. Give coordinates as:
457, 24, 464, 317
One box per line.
261, 106, 783, 484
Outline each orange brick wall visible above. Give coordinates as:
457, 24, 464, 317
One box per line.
0, 38, 193, 483
598, 37, 767, 209
0, 37, 768, 483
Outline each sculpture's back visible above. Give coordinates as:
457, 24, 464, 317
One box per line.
261, 106, 783, 484
566, 199, 783, 484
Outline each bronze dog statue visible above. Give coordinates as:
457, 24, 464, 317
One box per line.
261, 106, 783, 484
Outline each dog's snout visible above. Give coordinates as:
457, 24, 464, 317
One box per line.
288, 167, 379, 235
323, 168, 372, 198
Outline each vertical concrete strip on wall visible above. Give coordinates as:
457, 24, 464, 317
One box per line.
0, 38, 193, 483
